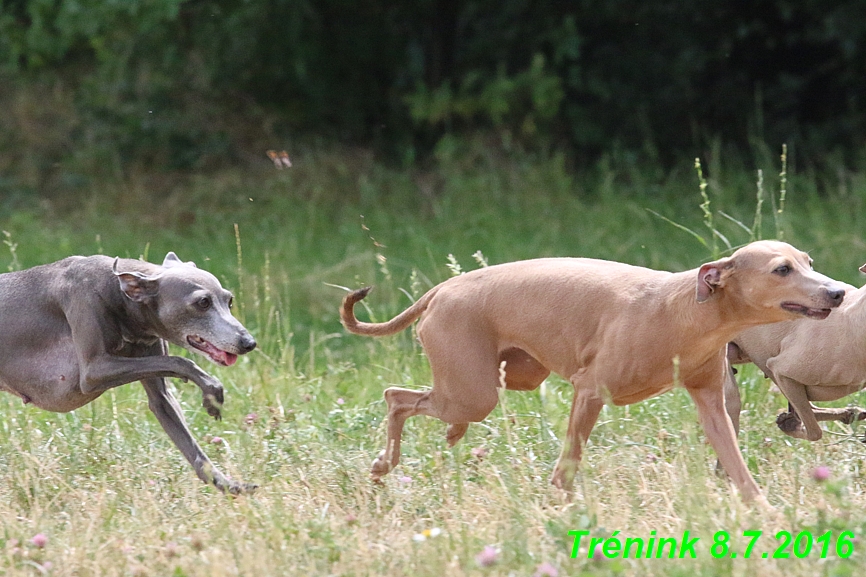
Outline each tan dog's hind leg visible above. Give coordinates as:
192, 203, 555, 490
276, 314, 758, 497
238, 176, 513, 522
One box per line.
775, 405, 866, 440
812, 406, 866, 424
372, 328, 502, 479
371, 384, 500, 479
443, 350, 549, 448
371, 388, 433, 479
551, 378, 604, 491
445, 423, 470, 446
687, 382, 761, 501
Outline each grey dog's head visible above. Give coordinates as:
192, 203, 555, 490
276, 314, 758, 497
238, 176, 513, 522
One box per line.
113, 252, 256, 365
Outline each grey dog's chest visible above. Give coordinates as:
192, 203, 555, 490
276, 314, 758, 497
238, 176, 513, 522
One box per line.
114, 324, 161, 355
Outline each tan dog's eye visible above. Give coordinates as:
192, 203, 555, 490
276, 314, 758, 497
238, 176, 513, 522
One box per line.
773, 265, 791, 276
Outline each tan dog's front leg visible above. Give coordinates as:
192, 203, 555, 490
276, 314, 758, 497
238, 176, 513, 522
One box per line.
715, 363, 743, 474
551, 382, 603, 491
687, 383, 761, 502
723, 361, 742, 436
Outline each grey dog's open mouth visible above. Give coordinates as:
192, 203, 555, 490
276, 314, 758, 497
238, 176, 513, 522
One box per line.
780, 302, 833, 320
187, 336, 238, 366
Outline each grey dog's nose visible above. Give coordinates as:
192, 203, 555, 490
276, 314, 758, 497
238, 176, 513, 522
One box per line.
239, 334, 257, 353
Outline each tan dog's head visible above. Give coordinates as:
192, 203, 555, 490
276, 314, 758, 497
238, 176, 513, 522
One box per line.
695, 240, 845, 320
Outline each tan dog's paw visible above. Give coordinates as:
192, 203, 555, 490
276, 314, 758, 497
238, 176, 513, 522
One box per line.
751, 494, 777, 517
550, 461, 577, 492
775, 411, 819, 440
370, 451, 392, 480
445, 423, 469, 447
775, 411, 803, 434
841, 407, 866, 424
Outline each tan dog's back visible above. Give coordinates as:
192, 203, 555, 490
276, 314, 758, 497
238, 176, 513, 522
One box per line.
417, 258, 696, 402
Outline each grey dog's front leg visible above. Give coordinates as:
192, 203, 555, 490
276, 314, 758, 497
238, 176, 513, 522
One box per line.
81, 354, 225, 419
141, 376, 256, 494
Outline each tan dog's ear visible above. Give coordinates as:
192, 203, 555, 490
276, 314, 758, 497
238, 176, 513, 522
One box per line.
696, 259, 731, 303
859, 263, 866, 274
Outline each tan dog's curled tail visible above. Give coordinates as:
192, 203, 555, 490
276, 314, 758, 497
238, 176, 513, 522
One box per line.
341, 285, 440, 337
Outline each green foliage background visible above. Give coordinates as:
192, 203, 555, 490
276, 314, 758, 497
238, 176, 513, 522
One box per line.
1, 0, 865, 193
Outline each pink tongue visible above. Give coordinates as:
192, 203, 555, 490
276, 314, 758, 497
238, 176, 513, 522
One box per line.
201, 341, 237, 366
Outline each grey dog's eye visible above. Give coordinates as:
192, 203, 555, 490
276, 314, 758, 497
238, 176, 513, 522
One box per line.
196, 297, 212, 310
228, 296, 234, 309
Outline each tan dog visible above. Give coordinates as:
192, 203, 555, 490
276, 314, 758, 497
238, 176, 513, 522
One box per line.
341, 241, 846, 501
726, 264, 866, 442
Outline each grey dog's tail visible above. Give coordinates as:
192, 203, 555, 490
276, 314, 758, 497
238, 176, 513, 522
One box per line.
340, 285, 440, 337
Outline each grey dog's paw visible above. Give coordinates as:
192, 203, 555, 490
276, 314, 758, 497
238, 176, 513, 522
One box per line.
202, 392, 223, 420
776, 411, 802, 433
227, 481, 258, 495
200, 379, 224, 420
215, 478, 258, 495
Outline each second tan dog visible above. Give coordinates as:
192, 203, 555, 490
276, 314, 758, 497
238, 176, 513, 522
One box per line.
341, 241, 846, 501
726, 264, 866, 442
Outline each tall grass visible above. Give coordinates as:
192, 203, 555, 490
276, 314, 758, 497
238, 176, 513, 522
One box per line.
1, 144, 865, 575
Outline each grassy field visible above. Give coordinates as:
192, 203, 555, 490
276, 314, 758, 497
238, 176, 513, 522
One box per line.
1, 144, 866, 576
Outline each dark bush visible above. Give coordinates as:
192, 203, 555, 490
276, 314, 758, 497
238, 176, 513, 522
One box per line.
1, 0, 864, 177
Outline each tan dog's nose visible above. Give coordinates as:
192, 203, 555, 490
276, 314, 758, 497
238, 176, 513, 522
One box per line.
826, 286, 845, 306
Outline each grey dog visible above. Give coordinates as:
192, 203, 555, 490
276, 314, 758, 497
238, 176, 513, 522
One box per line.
0, 252, 257, 493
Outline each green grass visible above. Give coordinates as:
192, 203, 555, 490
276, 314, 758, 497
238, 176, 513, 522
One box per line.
1, 143, 866, 576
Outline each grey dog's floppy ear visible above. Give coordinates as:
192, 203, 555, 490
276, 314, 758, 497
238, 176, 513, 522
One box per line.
162, 251, 197, 269
114, 258, 162, 302
696, 257, 732, 303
